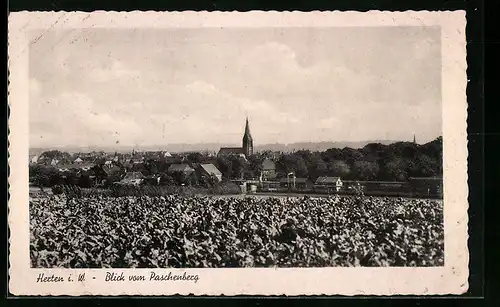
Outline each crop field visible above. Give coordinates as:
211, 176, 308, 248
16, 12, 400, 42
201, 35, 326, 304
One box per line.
30, 194, 444, 268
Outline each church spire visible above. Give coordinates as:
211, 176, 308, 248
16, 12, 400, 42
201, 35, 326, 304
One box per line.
245, 116, 251, 135
242, 117, 253, 157
413, 134, 416, 144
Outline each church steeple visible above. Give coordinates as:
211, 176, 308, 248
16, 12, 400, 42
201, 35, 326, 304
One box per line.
413, 134, 416, 144
242, 117, 253, 157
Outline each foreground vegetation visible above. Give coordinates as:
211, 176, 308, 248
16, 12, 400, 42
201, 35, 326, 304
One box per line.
30, 194, 444, 268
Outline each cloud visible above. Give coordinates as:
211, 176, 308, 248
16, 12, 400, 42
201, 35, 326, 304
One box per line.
90, 60, 142, 83
30, 91, 142, 147
29, 28, 442, 147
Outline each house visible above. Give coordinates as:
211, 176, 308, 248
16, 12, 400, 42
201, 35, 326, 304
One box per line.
94, 157, 106, 166
104, 165, 122, 176
132, 157, 144, 164
30, 155, 39, 164
118, 172, 144, 186
197, 163, 223, 182
168, 163, 195, 174
278, 177, 313, 191
314, 176, 343, 192
409, 177, 443, 197
57, 162, 94, 173
217, 147, 244, 157
168, 164, 196, 183
260, 159, 276, 181
74, 157, 83, 163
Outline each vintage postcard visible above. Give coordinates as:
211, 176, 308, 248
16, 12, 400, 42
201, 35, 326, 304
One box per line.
8, 11, 468, 296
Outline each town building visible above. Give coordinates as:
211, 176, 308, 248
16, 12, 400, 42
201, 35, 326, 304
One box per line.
260, 159, 276, 181
168, 164, 196, 183
118, 172, 144, 186
279, 177, 313, 191
218, 117, 254, 158
314, 176, 343, 192
197, 163, 223, 182
30, 155, 39, 164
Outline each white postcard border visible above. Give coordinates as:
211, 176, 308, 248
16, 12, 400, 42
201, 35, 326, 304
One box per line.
8, 10, 468, 296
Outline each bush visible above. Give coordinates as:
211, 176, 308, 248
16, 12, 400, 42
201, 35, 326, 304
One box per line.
51, 185, 64, 195
209, 182, 241, 195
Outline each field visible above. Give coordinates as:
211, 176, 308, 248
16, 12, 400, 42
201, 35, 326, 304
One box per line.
30, 194, 444, 268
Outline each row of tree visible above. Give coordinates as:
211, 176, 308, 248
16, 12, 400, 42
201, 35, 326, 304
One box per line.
211, 137, 442, 181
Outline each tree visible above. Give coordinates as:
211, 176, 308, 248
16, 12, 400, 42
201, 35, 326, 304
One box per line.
30, 165, 60, 188
247, 155, 264, 179
216, 157, 232, 179
322, 148, 342, 162
352, 161, 379, 181
328, 160, 350, 178
145, 160, 159, 175
186, 152, 203, 164
340, 148, 364, 165
409, 154, 439, 178
39, 150, 71, 164
230, 156, 248, 179
277, 154, 308, 178
383, 158, 409, 181
187, 172, 200, 186
132, 163, 149, 176
314, 159, 328, 178
159, 173, 175, 185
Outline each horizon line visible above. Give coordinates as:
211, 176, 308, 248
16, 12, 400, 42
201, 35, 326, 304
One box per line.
29, 137, 441, 150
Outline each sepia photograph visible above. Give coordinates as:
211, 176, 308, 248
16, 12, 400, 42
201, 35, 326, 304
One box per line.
28, 25, 445, 269
9, 11, 468, 295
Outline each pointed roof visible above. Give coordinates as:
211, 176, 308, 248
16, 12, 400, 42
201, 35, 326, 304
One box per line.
123, 172, 144, 180
243, 117, 252, 140
168, 164, 195, 173
218, 147, 244, 156
199, 164, 222, 177
315, 177, 342, 184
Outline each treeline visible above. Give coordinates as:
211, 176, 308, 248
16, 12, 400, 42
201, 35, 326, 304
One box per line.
213, 137, 443, 182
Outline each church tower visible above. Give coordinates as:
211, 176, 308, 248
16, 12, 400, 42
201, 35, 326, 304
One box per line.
242, 117, 253, 157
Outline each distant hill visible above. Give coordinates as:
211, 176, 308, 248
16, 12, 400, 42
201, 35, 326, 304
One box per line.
254, 140, 397, 152
30, 140, 400, 155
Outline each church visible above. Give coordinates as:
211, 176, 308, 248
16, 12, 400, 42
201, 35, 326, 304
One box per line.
217, 118, 253, 158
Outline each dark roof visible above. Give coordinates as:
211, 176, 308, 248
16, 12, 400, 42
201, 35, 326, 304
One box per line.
315, 177, 342, 184
168, 164, 195, 173
104, 166, 122, 176
57, 163, 94, 171
218, 147, 243, 155
123, 172, 144, 180
262, 159, 276, 170
199, 164, 222, 176
94, 158, 106, 165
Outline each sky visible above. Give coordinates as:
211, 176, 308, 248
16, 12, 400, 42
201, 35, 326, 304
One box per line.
29, 27, 442, 148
